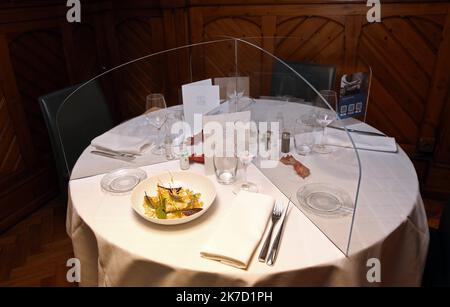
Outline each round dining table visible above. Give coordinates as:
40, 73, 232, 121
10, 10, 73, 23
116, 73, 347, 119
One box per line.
67, 101, 429, 286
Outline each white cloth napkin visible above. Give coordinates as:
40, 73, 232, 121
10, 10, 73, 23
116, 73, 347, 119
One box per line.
91, 132, 151, 155
325, 128, 398, 153
200, 191, 274, 269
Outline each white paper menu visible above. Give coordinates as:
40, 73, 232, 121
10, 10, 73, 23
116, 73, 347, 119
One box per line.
182, 79, 220, 136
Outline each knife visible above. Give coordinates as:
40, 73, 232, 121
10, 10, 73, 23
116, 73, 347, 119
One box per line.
328, 125, 387, 137
90, 150, 135, 162
266, 200, 291, 266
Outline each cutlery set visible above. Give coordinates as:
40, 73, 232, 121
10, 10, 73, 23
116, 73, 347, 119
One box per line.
90, 149, 139, 162
328, 125, 387, 137
259, 199, 290, 266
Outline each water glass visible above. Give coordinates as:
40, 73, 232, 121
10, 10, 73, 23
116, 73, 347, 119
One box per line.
213, 155, 238, 185
294, 119, 316, 155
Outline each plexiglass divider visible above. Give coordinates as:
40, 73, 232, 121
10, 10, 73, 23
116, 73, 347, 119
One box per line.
58, 37, 361, 256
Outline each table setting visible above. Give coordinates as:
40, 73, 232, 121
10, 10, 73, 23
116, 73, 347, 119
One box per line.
66, 77, 429, 287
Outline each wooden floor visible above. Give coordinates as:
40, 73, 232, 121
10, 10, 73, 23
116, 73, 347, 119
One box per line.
0, 196, 446, 287
0, 197, 75, 287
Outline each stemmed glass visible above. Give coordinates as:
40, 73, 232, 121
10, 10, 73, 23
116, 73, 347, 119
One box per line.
145, 93, 168, 155
226, 79, 245, 112
233, 150, 258, 194
313, 90, 337, 154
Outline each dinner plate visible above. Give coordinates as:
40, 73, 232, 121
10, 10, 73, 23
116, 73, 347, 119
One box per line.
131, 171, 216, 225
296, 183, 354, 217
101, 167, 147, 195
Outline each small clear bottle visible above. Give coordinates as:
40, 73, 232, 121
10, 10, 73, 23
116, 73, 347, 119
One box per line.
179, 147, 190, 170
164, 136, 174, 160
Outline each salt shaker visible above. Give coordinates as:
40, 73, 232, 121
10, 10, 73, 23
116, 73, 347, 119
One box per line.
281, 131, 291, 153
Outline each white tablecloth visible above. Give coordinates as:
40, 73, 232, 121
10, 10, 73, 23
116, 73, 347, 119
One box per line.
67, 102, 429, 286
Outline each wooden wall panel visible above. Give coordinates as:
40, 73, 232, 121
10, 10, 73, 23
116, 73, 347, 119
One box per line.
115, 17, 166, 119
274, 16, 345, 89
203, 17, 263, 96
357, 16, 443, 148
0, 88, 25, 176
0, 1, 115, 232
9, 30, 70, 158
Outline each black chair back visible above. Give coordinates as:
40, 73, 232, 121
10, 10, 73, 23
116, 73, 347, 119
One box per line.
270, 61, 336, 101
39, 81, 114, 197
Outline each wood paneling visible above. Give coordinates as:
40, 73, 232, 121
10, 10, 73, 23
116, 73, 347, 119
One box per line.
357, 16, 443, 147
0, 88, 25, 176
203, 17, 263, 95
115, 16, 166, 118
9, 30, 70, 157
0, 1, 117, 232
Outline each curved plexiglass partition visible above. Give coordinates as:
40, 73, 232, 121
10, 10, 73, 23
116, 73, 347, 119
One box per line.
58, 37, 361, 255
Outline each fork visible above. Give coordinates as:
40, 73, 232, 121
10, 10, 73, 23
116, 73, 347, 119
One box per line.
90, 150, 135, 162
94, 149, 139, 158
258, 200, 283, 262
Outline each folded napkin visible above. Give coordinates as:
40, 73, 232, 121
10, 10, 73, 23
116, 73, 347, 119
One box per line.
91, 132, 151, 155
325, 128, 397, 153
200, 191, 274, 269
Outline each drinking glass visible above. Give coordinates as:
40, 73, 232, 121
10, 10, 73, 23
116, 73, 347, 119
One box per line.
294, 119, 316, 155
233, 150, 258, 194
226, 79, 245, 112
213, 155, 238, 185
313, 90, 337, 154
145, 94, 167, 155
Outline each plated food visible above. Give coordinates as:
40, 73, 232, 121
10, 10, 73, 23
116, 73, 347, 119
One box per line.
131, 171, 216, 225
143, 182, 203, 219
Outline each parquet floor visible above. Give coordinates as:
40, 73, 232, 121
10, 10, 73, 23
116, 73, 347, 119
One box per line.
0, 197, 75, 287
0, 196, 446, 287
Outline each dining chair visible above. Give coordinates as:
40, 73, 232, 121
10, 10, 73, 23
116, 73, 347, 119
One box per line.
39, 80, 114, 200
422, 200, 450, 287
270, 61, 336, 102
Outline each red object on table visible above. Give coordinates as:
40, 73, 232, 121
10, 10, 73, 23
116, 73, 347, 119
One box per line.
189, 154, 205, 164
188, 131, 205, 163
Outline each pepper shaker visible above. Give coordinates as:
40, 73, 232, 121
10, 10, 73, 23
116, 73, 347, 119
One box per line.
266, 131, 272, 151
281, 131, 291, 153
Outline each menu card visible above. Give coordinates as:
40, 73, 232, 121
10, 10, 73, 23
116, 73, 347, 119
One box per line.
182, 79, 220, 136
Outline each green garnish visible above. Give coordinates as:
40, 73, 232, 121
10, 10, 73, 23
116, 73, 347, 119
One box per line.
155, 193, 167, 219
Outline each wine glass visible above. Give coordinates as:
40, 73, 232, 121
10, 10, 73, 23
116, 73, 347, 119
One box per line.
233, 150, 258, 194
145, 94, 168, 155
226, 79, 245, 112
312, 90, 337, 154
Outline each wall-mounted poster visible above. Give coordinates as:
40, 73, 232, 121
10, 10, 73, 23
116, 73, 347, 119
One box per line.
337, 69, 372, 121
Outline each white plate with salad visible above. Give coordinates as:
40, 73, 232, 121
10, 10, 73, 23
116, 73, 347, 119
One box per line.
131, 171, 216, 225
